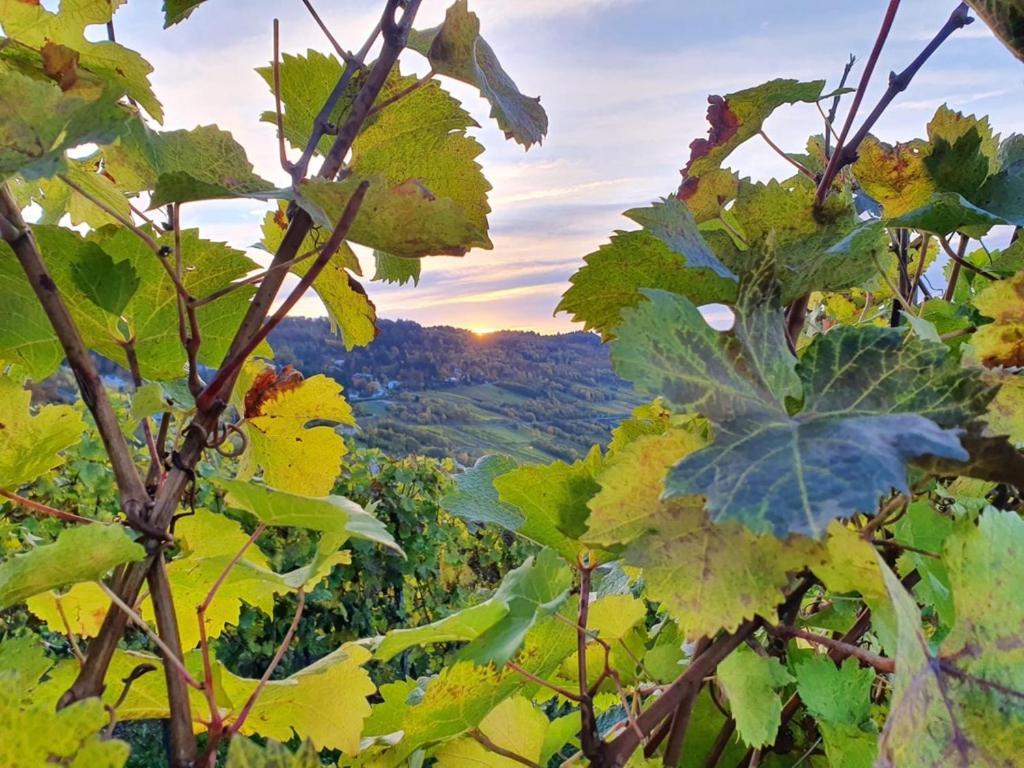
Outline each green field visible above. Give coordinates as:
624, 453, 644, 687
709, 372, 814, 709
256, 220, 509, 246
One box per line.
351, 381, 641, 464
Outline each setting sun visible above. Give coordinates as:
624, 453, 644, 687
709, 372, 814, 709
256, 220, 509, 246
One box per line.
469, 326, 496, 336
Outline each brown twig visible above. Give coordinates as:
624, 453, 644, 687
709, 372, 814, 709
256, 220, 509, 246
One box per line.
56, 598, 86, 665
769, 625, 895, 673
0, 185, 150, 523
816, 0, 902, 203
817, 3, 974, 202
505, 661, 582, 702
300, 0, 358, 63
187, 245, 322, 309
823, 54, 857, 155
197, 180, 370, 410
577, 564, 602, 760
169, 204, 203, 396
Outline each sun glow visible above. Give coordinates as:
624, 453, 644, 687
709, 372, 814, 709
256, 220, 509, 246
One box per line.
469, 326, 496, 336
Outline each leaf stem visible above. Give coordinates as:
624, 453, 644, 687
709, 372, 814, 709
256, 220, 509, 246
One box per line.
470, 729, 542, 768
758, 131, 815, 181
0, 488, 95, 525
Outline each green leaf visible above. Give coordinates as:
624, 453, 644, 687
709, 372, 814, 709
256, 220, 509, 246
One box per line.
717, 644, 794, 748
226, 737, 320, 768
0, 377, 85, 490
877, 511, 1024, 766
0, 0, 161, 121
373, 251, 422, 286
163, 0, 209, 27
297, 174, 486, 258
376, 548, 572, 665
556, 225, 736, 341
293, 257, 376, 351
408, 0, 548, 148
794, 656, 874, 725
104, 120, 276, 206
0, 525, 144, 609
967, 1, 1024, 61
217, 478, 401, 554
12, 158, 134, 228
887, 192, 1006, 235
0, 689, 129, 768
367, 614, 576, 765
679, 78, 826, 186
494, 449, 614, 562
441, 454, 525, 530
977, 133, 1024, 226
351, 66, 492, 248
71, 246, 139, 316
613, 265, 991, 536
0, 69, 129, 180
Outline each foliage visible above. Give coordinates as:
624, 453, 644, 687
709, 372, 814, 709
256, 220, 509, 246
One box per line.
1, 1, 1024, 768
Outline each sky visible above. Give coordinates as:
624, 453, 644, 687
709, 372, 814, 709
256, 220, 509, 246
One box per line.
103, 0, 1024, 334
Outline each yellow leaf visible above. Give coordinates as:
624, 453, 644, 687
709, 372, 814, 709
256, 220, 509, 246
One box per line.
973, 271, 1024, 368
435, 696, 549, 767
238, 364, 355, 495
26, 581, 110, 637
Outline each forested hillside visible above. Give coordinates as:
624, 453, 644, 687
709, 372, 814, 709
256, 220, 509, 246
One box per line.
269, 318, 641, 463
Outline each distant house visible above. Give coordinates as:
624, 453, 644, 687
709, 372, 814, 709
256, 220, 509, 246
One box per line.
386, 380, 401, 391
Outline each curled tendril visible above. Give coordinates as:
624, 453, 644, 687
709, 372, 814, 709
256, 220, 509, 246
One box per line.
213, 422, 249, 458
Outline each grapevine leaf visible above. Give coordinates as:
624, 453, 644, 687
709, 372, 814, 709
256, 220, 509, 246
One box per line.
967, 1, 1024, 61
235, 364, 355, 496
893, 501, 955, 628
351, 67, 492, 248
0, 525, 144, 609
104, 120, 277, 206
26, 581, 115, 638
556, 225, 737, 341
625, 197, 735, 279
217, 478, 400, 553
0, 68, 129, 180
433, 696, 549, 767
717, 644, 794, 748
0, 377, 84, 490
924, 107, 1000, 199
376, 548, 572, 665
368, 615, 576, 764
163, 0, 209, 27
493, 449, 615, 562
0, 0, 160, 120
226, 737, 320, 768
877, 511, 1024, 766
977, 133, 1024, 225
887, 192, 1006, 236
441, 454, 525, 530
256, 49, 359, 157
223, 644, 376, 755
794, 655, 874, 726
624, 504, 825, 640
407, 0, 549, 148
851, 137, 935, 218
613, 267, 990, 536
0, 688, 129, 768
12, 158, 133, 228
71, 245, 139, 316
258, 202, 360, 272
373, 251, 422, 286
972, 269, 1024, 367
584, 426, 706, 547
679, 79, 826, 195
296, 175, 486, 258
812, 522, 898, 653
984, 372, 1024, 444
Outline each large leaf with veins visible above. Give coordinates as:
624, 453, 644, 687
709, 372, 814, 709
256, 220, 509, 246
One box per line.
611, 253, 993, 537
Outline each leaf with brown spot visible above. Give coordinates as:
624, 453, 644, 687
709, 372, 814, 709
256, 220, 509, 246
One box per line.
40, 42, 79, 91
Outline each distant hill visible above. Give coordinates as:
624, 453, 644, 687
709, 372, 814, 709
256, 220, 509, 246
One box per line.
268, 318, 641, 465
